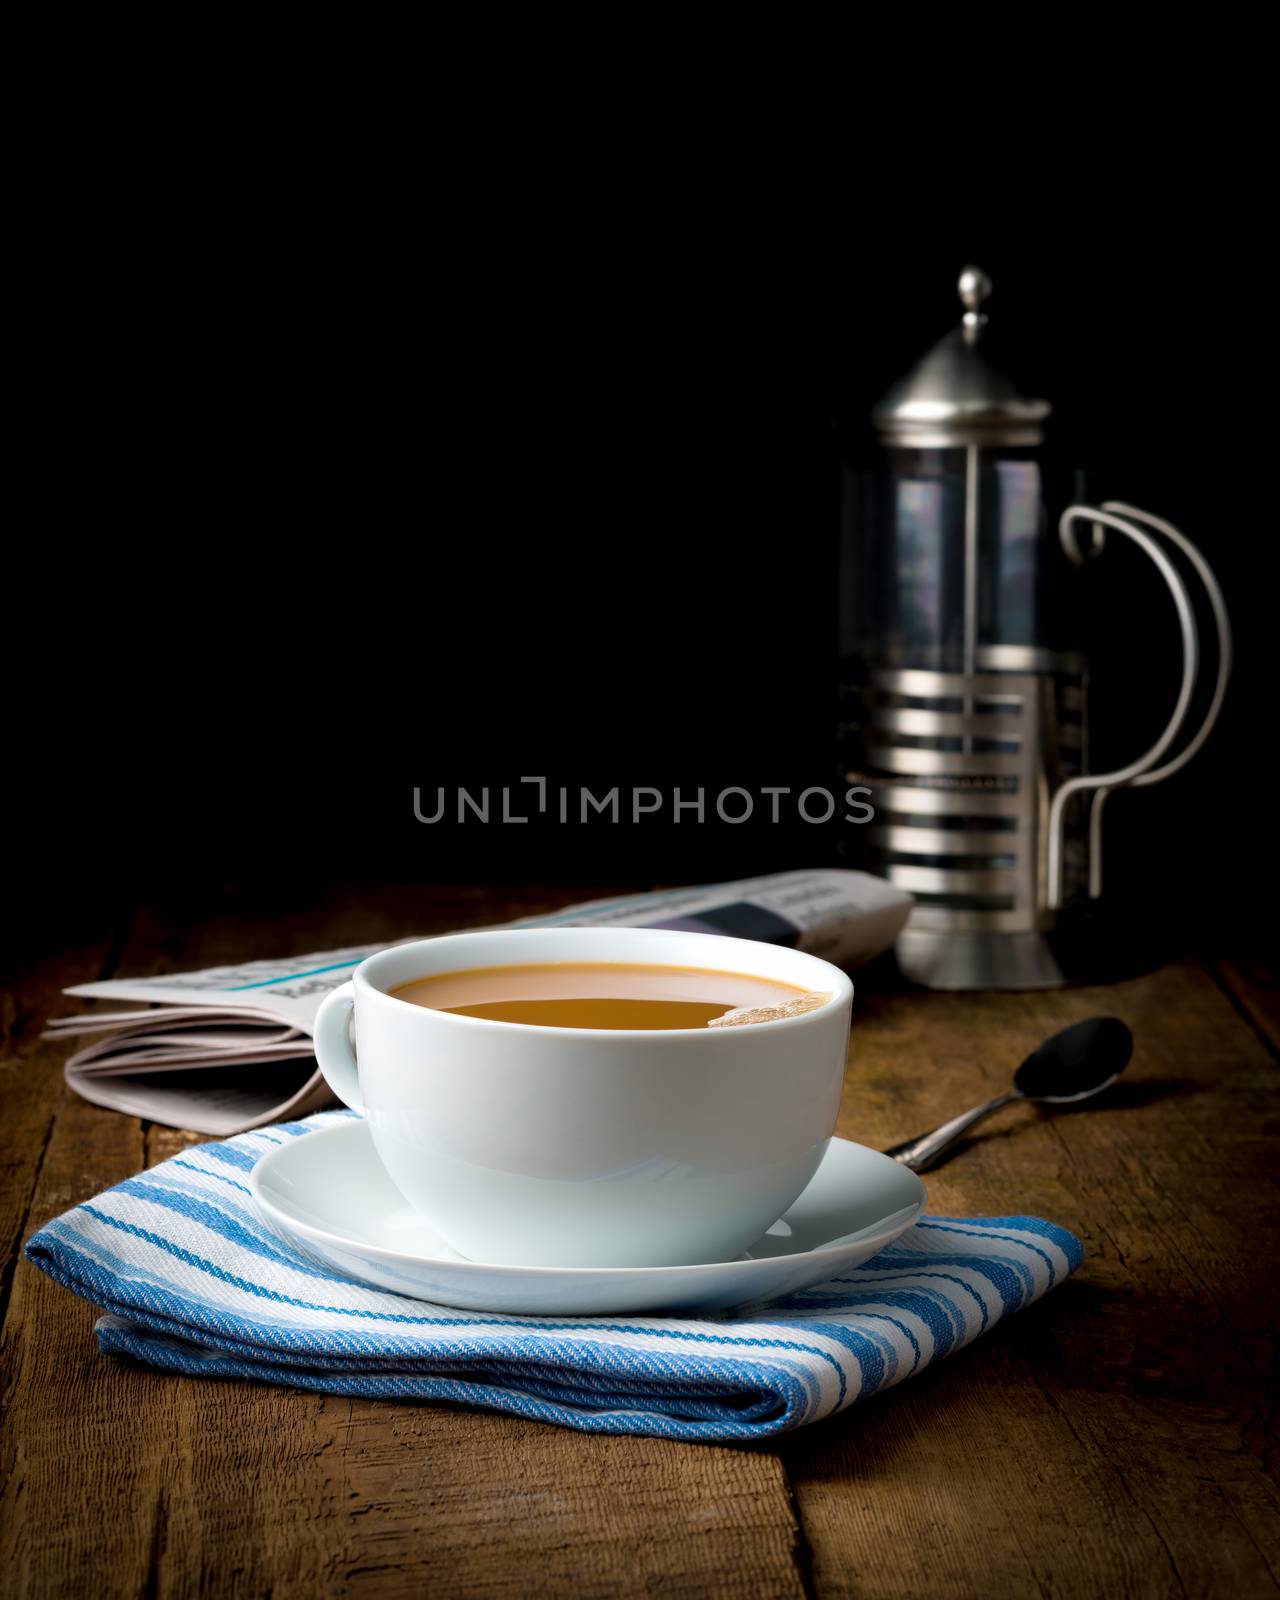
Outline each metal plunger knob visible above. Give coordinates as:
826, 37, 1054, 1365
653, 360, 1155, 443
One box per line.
958, 265, 992, 342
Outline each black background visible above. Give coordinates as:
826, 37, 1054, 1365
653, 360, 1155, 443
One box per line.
6, 161, 1274, 975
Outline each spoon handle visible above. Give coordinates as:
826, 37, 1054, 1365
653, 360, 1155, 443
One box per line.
884, 1091, 1023, 1173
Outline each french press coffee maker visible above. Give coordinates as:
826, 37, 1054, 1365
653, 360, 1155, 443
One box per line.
840, 267, 1231, 989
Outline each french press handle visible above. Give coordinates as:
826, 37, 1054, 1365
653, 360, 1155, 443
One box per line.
1046, 502, 1233, 910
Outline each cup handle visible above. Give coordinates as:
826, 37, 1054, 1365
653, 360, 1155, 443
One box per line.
313, 981, 363, 1112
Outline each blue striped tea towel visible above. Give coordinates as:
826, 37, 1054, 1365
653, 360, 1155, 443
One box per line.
24, 1111, 1083, 1443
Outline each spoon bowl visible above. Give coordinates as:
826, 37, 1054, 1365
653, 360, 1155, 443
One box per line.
1012, 1015, 1134, 1104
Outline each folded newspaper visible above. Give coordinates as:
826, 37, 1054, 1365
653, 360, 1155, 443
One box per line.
47, 870, 911, 1135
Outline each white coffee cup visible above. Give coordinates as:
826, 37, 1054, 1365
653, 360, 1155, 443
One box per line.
312, 926, 854, 1268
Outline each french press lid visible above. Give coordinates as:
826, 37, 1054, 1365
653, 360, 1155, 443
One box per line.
872, 266, 1051, 448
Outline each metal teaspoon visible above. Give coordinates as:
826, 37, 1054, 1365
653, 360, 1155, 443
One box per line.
883, 1016, 1134, 1173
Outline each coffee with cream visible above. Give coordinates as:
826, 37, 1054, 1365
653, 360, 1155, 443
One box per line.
391, 961, 822, 1031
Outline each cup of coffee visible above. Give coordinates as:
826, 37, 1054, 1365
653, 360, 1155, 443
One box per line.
312, 926, 854, 1268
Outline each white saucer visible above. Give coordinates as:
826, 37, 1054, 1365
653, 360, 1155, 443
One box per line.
250, 1120, 926, 1316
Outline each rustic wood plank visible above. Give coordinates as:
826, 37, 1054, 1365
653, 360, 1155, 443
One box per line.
1212, 953, 1280, 1058
0, 935, 121, 1336
0, 1090, 156, 1598
783, 960, 1280, 1599
5, 887, 809, 1600
0, 922, 192, 1599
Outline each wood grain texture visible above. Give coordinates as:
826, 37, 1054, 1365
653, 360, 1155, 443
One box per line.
3, 893, 1279, 1598
783, 960, 1280, 1600
1214, 953, 1280, 1057
0, 939, 116, 1339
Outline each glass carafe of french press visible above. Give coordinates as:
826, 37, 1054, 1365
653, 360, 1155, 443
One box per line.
840, 267, 1231, 989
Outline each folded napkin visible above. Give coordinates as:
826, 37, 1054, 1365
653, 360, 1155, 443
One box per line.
24, 1111, 1083, 1444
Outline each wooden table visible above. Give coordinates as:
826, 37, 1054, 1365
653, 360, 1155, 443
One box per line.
3, 887, 1278, 1598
